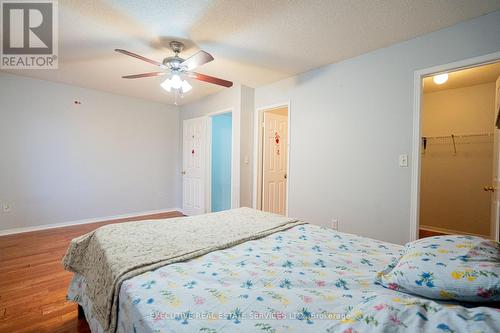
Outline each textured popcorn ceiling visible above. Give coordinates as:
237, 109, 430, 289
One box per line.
3, 0, 500, 105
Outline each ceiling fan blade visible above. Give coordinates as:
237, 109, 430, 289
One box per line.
115, 49, 165, 68
181, 51, 214, 71
187, 72, 233, 88
122, 72, 166, 79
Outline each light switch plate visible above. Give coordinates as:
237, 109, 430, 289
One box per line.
399, 154, 408, 167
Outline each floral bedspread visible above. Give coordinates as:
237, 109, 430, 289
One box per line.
68, 224, 500, 333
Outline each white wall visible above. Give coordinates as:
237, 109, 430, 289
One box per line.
179, 84, 254, 209
255, 11, 500, 244
420, 82, 495, 236
0, 73, 180, 232
240, 86, 255, 207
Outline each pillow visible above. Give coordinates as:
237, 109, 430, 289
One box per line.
375, 235, 500, 302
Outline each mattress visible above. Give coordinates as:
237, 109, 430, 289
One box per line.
68, 224, 500, 332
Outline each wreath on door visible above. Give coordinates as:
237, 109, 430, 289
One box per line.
275, 132, 280, 155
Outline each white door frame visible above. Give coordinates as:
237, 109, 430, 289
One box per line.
205, 108, 239, 212
410, 51, 500, 242
252, 101, 291, 216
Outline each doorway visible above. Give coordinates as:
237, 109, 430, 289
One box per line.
412, 55, 500, 241
210, 112, 232, 212
182, 110, 236, 216
255, 106, 289, 215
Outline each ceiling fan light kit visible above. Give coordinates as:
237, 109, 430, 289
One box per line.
160, 74, 192, 94
115, 41, 232, 102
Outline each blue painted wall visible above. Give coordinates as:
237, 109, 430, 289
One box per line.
211, 113, 232, 212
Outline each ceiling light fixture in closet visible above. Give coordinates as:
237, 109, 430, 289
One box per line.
433, 73, 448, 85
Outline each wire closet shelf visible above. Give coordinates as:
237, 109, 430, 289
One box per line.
421, 132, 493, 154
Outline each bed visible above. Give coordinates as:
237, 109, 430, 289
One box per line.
64, 208, 500, 333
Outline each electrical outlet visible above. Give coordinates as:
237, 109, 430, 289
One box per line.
331, 219, 339, 230
2, 203, 12, 213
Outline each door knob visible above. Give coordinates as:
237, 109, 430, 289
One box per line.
284, 173, 287, 179
182, 171, 186, 175
483, 186, 495, 192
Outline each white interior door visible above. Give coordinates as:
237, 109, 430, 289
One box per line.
182, 117, 206, 215
262, 112, 288, 215
490, 76, 500, 241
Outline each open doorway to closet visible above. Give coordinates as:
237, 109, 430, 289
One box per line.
417, 61, 500, 240
209, 112, 232, 212
255, 106, 289, 216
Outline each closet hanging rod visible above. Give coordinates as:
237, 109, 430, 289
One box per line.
422, 132, 493, 140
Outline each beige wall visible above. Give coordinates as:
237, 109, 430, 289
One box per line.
420, 82, 495, 236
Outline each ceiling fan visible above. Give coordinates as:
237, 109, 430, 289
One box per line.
115, 41, 233, 96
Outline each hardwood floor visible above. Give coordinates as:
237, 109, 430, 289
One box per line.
418, 228, 448, 239
0, 211, 184, 333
